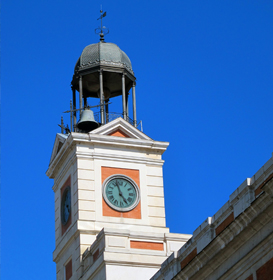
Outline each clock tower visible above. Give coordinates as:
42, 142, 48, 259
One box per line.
46, 15, 190, 280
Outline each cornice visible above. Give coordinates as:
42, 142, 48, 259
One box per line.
47, 132, 168, 178
75, 151, 165, 166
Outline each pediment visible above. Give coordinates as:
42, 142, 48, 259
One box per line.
49, 133, 68, 164
89, 117, 151, 140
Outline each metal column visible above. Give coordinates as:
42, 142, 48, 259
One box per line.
100, 70, 105, 124
122, 73, 126, 120
70, 100, 73, 133
79, 75, 83, 117
105, 98, 109, 123
132, 82, 137, 127
126, 93, 129, 118
72, 87, 76, 132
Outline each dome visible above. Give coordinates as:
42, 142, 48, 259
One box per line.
71, 40, 136, 100
74, 42, 133, 74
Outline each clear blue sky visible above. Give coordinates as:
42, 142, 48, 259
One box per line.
1, 1, 273, 279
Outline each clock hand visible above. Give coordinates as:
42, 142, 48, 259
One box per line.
115, 180, 128, 204
116, 180, 122, 194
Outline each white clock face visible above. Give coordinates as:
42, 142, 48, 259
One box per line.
102, 174, 140, 212
61, 186, 71, 225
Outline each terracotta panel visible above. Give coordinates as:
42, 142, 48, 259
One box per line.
65, 259, 72, 280
256, 257, 273, 280
109, 129, 129, 138
180, 248, 197, 270
255, 173, 273, 197
102, 167, 141, 219
215, 212, 234, 236
93, 249, 99, 262
130, 241, 164, 251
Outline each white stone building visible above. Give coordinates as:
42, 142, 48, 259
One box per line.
46, 29, 191, 280
151, 155, 273, 280
47, 21, 273, 280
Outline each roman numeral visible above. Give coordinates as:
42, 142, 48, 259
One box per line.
114, 200, 118, 205
107, 191, 113, 194
109, 186, 113, 189
120, 201, 124, 207
109, 195, 114, 201
127, 188, 132, 191
129, 193, 134, 196
128, 197, 132, 203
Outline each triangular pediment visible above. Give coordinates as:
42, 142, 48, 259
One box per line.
89, 117, 151, 140
49, 133, 68, 164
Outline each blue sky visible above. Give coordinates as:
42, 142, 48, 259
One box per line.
1, 1, 273, 279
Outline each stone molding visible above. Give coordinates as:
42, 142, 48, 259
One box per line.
46, 118, 169, 179
80, 228, 190, 280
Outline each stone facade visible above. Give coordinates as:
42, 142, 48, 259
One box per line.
46, 118, 191, 280
151, 154, 273, 280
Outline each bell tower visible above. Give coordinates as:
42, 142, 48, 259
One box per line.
46, 12, 190, 280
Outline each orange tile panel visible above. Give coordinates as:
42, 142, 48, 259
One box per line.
101, 167, 141, 219
130, 241, 164, 251
109, 129, 129, 138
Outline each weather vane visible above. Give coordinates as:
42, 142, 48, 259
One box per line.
95, 8, 109, 42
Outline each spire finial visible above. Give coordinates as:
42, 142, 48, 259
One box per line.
95, 8, 109, 42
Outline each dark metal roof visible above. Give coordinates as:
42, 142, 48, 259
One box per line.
75, 42, 133, 74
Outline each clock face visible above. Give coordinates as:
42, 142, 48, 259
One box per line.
61, 186, 71, 225
102, 175, 140, 212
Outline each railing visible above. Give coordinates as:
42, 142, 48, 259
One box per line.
94, 112, 142, 131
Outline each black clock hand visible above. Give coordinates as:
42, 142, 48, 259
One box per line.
116, 180, 128, 204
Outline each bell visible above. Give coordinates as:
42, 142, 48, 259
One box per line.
77, 108, 99, 132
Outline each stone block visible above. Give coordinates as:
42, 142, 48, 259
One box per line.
148, 197, 165, 207
147, 186, 164, 197
108, 236, 127, 248
148, 206, 166, 217
149, 217, 166, 227
78, 210, 96, 221
78, 179, 95, 190
80, 234, 96, 246
78, 200, 96, 211
147, 176, 164, 187
147, 166, 163, 177
77, 159, 94, 170
77, 169, 94, 180
78, 190, 95, 201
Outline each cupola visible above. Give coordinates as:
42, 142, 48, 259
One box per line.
69, 11, 137, 132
